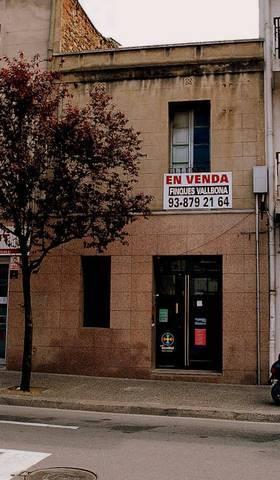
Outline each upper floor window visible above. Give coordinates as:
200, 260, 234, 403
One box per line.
170, 101, 210, 173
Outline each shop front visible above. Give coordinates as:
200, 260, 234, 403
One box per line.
0, 229, 20, 365
155, 256, 222, 372
0, 261, 10, 365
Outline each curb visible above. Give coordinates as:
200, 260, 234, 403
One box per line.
0, 395, 280, 423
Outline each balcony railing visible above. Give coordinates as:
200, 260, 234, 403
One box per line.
274, 17, 280, 59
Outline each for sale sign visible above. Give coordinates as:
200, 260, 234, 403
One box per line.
163, 172, 232, 210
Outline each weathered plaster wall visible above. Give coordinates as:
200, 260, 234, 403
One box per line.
0, 0, 119, 62
0, 0, 51, 59
54, 41, 265, 211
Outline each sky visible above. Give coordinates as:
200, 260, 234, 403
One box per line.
79, 0, 259, 48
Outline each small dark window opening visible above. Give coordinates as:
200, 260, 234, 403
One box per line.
169, 101, 210, 173
82, 256, 111, 328
274, 17, 280, 59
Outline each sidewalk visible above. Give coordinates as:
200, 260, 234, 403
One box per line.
0, 370, 279, 423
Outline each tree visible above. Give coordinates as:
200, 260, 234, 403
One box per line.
0, 54, 151, 391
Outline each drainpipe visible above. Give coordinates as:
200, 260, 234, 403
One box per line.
255, 194, 261, 385
264, 0, 277, 370
275, 157, 280, 360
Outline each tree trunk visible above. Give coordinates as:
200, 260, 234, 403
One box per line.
20, 254, 33, 392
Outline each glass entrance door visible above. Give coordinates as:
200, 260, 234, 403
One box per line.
155, 256, 222, 371
188, 275, 222, 370
0, 264, 9, 363
156, 273, 185, 368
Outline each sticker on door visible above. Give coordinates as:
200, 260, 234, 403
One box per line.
160, 332, 175, 352
194, 328, 207, 346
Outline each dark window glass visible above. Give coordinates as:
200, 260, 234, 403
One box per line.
194, 107, 210, 127
82, 256, 111, 328
0, 264, 8, 297
193, 145, 210, 172
194, 126, 209, 144
193, 103, 210, 171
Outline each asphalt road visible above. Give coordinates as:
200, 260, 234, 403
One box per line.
0, 405, 280, 480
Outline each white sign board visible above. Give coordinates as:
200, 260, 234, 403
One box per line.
0, 228, 20, 255
163, 172, 232, 210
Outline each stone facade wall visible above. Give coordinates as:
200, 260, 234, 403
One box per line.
61, 0, 118, 52
7, 212, 268, 384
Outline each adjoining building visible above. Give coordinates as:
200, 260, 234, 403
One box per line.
0, 0, 119, 367
0, 0, 118, 61
259, 0, 280, 371
0, 1, 270, 384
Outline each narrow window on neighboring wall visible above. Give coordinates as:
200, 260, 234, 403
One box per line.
170, 101, 210, 173
82, 256, 111, 328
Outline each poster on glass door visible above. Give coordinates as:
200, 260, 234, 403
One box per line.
163, 172, 232, 210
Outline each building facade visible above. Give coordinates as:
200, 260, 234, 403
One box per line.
3, 38, 269, 385
0, 2, 271, 385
